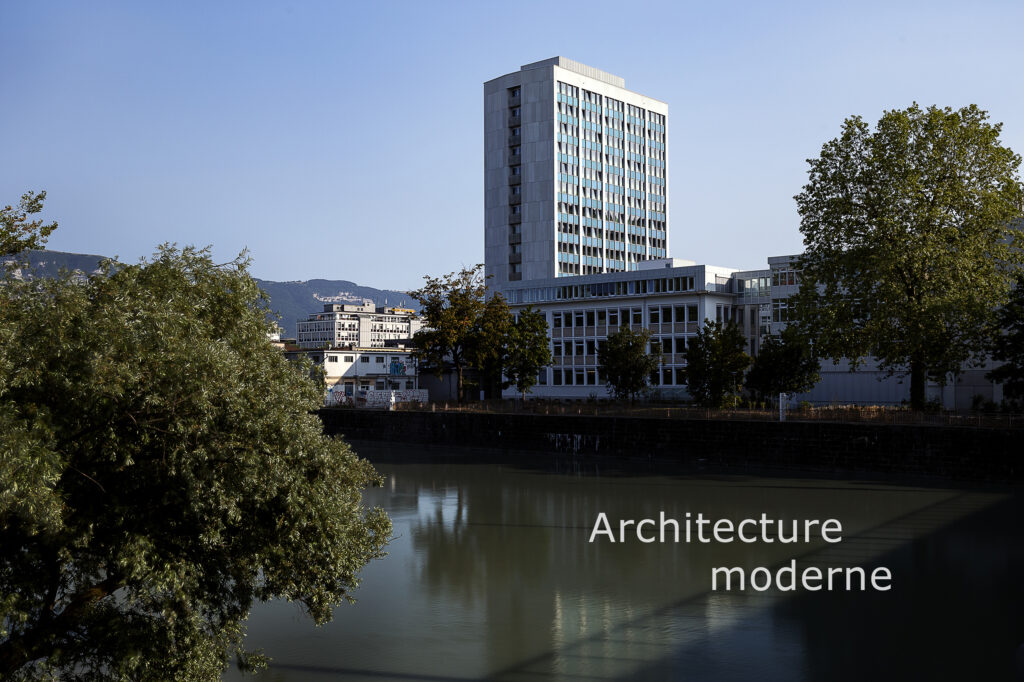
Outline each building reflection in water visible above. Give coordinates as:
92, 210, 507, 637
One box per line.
226, 453, 1020, 681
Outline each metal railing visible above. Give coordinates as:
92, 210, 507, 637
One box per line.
390, 400, 1023, 429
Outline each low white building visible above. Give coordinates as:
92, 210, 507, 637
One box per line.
296, 302, 422, 349
498, 255, 1006, 408
284, 346, 425, 406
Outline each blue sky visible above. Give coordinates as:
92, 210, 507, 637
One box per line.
3, 0, 1022, 289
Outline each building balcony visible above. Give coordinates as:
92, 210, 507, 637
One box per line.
509, 211, 522, 224
508, 92, 521, 108
508, 232, 521, 245
509, 173, 521, 185
508, 134, 521, 146
507, 152, 522, 165
508, 253, 522, 264
509, 193, 521, 205
508, 114, 521, 127
509, 272, 522, 281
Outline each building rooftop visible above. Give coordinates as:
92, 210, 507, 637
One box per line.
519, 57, 626, 88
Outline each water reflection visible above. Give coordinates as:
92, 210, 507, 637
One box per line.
226, 448, 1021, 681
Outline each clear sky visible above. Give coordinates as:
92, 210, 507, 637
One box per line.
3, 0, 1022, 289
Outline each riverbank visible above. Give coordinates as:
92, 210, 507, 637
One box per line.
319, 409, 1021, 482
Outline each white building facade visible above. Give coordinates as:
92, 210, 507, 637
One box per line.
296, 302, 422, 350
498, 254, 1003, 407
485, 57, 669, 289
285, 347, 425, 406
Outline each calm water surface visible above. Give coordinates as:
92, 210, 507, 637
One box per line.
226, 445, 1024, 681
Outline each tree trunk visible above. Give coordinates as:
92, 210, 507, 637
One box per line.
455, 364, 464, 403
910, 358, 926, 411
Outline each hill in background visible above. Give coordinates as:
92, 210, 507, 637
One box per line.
13, 250, 417, 338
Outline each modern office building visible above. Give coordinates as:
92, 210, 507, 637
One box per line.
497, 254, 1003, 407
485, 57, 668, 289
483, 59, 1006, 409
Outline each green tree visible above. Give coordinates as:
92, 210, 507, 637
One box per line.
598, 327, 661, 403
745, 326, 821, 402
683, 321, 750, 408
793, 103, 1024, 410
410, 265, 489, 402
986, 273, 1024, 405
0, 244, 391, 679
1, 190, 57, 256
504, 307, 552, 401
468, 293, 513, 399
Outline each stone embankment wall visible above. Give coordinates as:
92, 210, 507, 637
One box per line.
318, 409, 1022, 481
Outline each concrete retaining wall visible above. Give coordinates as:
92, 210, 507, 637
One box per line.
318, 409, 1022, 482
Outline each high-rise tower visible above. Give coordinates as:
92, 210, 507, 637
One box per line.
484, 57, 668, 290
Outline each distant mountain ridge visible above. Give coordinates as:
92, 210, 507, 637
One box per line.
10, 250, 417, 337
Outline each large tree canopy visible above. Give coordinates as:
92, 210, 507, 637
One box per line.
0, 245, 391, 679
745, 326, 821, 402
793, 103, 1024, 409
1, 191, 57, 256
682, 321, 750, 408
598, 327, 660, 403
410, 265, 490, 401
504, 307, 551, 400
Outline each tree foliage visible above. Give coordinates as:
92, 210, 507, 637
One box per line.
410, 265, 490, 401
468, 293, 513, 399
0, 244, 391, 679
793, 103, 1024, 409
683, 321, 750, 408
504, 307, 552, 400
745, 325, 821, 401
1, 191, 57, 256
986, 274, 1024, 405
598, 327, 661, 403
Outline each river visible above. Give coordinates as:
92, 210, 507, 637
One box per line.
225, 444, 1024, 681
